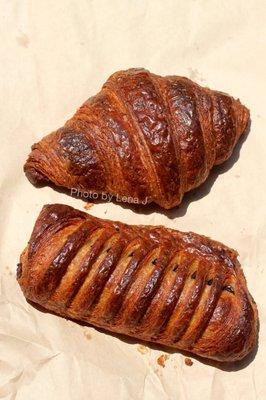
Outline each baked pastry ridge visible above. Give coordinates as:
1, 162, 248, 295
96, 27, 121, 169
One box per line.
17, 204, 258, 362
24, 68, 250, 209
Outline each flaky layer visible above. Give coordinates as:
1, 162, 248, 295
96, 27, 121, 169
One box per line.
24, 68, 250, 209
18, 204, 258, 362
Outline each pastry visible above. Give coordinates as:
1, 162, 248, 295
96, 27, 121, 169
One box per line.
24, 68, 249, 209
17, 204, 258, 362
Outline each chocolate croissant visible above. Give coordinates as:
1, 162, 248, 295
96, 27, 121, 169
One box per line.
17, 204, 258, 362
24, 68, 249, 209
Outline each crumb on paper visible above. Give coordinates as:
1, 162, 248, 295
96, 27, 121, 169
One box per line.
137, 344, 149, 355
83, 330, 92, 340
157, 354, 170, 368
185, 357, 193, 366
84, 202, 93, 210
16, 33, 30, 48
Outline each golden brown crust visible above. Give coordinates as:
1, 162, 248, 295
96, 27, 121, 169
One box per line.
24, 68, 250, 209
17, 204, 258, 362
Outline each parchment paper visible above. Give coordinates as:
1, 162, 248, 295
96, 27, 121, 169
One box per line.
0, 1, 265, 399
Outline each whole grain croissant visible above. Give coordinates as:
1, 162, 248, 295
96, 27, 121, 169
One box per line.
17, 204, 258, 362
24, 68, 249, 209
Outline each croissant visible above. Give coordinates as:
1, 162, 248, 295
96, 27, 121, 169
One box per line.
17, 204, 258, 362
24, 68, 249, 209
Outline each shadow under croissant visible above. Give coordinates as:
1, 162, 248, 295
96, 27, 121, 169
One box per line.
27, 296, 258, 372
31, 120, 251, 219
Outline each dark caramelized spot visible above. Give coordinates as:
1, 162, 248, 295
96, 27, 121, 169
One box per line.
106, 248, 111, 253
59, 131, 96, 169
129, 251, 134, 257
16, 263, 22, 279
207, 278, 213, 286
58, 129, 106, 190
172, 265, 178, 272
191, 271, 197, 279
223, 285, 235, 294
152, 258, 158, 265
115, 226, 120, 232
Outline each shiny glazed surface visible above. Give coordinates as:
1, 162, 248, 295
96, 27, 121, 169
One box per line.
18, 204, 258, 362
24, 68, 250, 209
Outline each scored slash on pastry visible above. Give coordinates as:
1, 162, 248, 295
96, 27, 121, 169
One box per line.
17, 204, 258, 362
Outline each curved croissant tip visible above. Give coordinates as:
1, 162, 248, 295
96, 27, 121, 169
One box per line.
24, 163, 48, 186
234, 100, 250, 139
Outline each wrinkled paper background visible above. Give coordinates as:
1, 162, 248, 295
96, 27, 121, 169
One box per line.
0, 1, 265, 399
